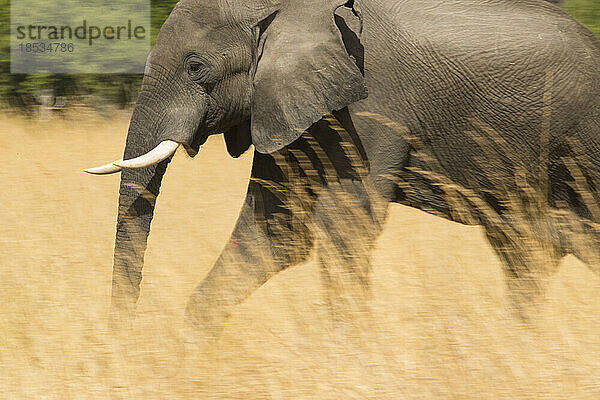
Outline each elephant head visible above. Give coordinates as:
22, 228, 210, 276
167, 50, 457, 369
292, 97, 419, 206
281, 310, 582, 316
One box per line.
85, 0, 367, 321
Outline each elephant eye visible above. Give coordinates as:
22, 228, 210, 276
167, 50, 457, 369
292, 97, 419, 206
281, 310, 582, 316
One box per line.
189, 62, 201, 73
185, 57, 207, 80
184, 55, 216, 88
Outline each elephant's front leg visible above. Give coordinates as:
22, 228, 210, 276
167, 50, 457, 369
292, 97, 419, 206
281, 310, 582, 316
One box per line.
312, 177, 389, 385
185, 150, 314, 338
314, 178, 388, 329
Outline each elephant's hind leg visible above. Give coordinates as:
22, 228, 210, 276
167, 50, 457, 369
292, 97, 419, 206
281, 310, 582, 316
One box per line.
485, 226, 565, 322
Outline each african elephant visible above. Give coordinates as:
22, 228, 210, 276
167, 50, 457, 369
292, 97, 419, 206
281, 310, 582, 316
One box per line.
86, 0, 600, 333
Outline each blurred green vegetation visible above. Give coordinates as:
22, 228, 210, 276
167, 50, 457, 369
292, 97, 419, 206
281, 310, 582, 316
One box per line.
561, 0, 600, 37
0, 0, 598, 110
0, 0, 177, 108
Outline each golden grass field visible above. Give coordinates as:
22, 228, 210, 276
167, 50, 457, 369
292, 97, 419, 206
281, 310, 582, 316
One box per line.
1, 113, 600, 399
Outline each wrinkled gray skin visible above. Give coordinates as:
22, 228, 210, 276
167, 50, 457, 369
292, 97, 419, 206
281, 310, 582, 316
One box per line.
109, 0, 600, 332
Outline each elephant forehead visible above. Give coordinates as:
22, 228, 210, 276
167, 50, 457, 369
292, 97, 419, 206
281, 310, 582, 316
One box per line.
154, 16, 249, 62
171, 0, 348, 26
154, 15, 210, 53
173, 0, 276, 25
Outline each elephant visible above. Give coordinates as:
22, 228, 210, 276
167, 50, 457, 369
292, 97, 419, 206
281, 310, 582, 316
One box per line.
86, 0, 600, 334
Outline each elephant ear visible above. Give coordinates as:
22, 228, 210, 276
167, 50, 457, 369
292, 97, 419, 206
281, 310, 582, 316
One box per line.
250, 1, 368, 154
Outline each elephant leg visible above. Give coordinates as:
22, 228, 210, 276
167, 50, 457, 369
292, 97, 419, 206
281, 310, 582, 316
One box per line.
312, 178, 389, 385
185, 150, 315, 338
185, 111, 385, 338
485, 226, 564, 321
314, 178, 388, 329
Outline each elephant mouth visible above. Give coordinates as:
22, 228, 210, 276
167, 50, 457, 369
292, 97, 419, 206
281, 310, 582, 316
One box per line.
179, 125, 212, 157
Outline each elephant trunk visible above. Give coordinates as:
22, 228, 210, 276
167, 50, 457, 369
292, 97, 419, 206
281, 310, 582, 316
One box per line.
85, 76, 205, 325
109, 104, 172, 324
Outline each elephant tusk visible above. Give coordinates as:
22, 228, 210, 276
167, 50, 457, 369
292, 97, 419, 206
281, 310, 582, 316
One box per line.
113, 140, 180, 169
84, 160, 123, 175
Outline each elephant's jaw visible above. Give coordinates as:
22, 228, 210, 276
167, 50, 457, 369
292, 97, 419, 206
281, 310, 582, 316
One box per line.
84, 140, 180, 175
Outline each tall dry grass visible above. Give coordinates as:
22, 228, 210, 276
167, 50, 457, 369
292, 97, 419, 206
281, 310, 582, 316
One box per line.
1, 111, 600, 399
